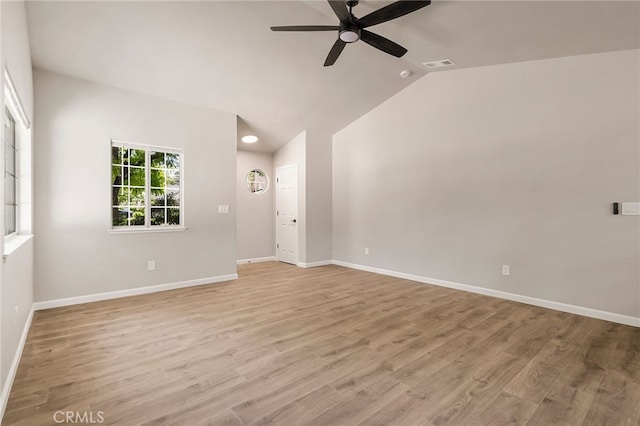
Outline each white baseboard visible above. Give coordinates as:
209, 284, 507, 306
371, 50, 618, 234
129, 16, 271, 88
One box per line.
0, 307, 34, 421
237, 256, 276, 265
33, 274, 238, 311
297, 260, 332, 268
332, 260, 640, 327
237, 258, 330, 268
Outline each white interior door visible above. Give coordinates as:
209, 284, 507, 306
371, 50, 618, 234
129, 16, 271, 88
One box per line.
276, 165, 298, 265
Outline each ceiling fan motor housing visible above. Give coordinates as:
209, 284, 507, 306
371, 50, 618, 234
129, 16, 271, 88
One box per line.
339, 22, 361, 43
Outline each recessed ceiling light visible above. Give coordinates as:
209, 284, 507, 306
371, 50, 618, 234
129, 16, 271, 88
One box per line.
242, 135, 258, 144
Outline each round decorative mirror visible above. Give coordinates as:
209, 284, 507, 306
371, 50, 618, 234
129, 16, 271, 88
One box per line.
246, 169, 269, 194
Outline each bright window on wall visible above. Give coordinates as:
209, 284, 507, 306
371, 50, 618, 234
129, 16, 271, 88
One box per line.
3, 67, 32, 252
246, 169, 269, 194
111, 140, 183, 231
4, 108, 17, 236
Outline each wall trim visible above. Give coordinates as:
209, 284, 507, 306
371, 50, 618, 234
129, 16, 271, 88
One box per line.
297, 260, 332, 268
237, 256, 276, 265
331, 260, 640, 327
33, 274, 238, 311
0, 307, 34, 421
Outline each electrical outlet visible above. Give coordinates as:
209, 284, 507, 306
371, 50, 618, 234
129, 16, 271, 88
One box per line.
148, 260, 156, 271
501, 265, 510, 276
364, 247, 370, 255
218, 205, 230, 214
14, 306, 18, 326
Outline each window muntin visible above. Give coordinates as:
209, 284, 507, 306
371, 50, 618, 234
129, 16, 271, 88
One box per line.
111, 141, 182, 229
4, 108, 17, 236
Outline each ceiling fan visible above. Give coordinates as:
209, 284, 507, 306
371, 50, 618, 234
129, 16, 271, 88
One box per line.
271, 0, 431, 66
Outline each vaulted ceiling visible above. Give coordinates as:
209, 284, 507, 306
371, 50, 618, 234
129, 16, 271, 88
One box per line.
26, 1, 640, 152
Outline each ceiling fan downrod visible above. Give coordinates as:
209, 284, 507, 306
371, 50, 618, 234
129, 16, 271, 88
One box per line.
346, 0, 359, 9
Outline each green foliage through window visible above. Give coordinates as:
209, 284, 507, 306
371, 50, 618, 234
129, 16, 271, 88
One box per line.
111, 142, 182, 228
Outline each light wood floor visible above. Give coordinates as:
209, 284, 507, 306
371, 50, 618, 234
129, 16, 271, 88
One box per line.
3, 262, 639, 425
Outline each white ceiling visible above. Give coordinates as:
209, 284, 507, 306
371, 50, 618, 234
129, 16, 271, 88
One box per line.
26, 1, 639, 152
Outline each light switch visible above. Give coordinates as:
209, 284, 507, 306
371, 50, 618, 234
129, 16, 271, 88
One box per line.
218, 205, 230, 214
621, 202, 640, 216
501, 265, 510, 276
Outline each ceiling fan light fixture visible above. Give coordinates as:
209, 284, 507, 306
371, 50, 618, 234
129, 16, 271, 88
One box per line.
339, 29, 360, 43
241, 135, 259, 144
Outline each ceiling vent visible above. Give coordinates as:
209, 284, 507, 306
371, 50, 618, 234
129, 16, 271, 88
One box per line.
422, 59, 455, 69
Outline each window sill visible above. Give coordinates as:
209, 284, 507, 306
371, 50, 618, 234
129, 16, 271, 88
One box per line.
108, 226, 187, 235
4, 234, 34, 260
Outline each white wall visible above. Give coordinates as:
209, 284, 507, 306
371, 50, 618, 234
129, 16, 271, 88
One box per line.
0, 0, 34, 393
305, 127, 332, 263
237, 150, 274, 261
34, 70, 237, 302
333, 49, 640, 319
1, 1, 32, 115
274, 130, 306, 263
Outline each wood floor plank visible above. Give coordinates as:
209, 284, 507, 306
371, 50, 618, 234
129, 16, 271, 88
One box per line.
252, 385, 343, 425
503, 338, 579, 404
473, 391, 539, 425
3, 262, 638, 425
426, 352, 529, 425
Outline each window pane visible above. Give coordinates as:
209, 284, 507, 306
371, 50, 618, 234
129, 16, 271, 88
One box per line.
151, 189, 165, 206
129, 167, 145, 187
167, 208, 180, 225
130, 208, 145, 226
130, 188, 145, 206
129, 149, 145, 167
5, 143, 15, 176
167, 190, 180, 207
5, 206, 16, 235
165, 153, 179, 169
112, 165, 123, 185
151, 208, 165, 225
112, 186, 127, 207
150, 169, 165, 188
4, 175, 16, 205
151, 151, 164, 168
166, 170, 180, 187
112, 207, 128, 227
111, 146, 124, 165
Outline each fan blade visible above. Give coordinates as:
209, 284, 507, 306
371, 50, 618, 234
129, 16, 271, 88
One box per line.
324, 38, 346, 66
358, 1, 430, 28
271, 25, 339, 31
328, 0, 352, 24
360, 30, 407, 57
